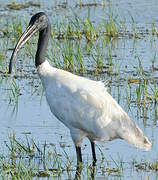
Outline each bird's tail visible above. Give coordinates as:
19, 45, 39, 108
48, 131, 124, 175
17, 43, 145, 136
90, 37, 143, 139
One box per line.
118, 115, 151, 151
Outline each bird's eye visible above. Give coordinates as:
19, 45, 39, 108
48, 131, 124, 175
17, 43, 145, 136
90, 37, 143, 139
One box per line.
39, 17, 43, 23
35, 18, 42, 24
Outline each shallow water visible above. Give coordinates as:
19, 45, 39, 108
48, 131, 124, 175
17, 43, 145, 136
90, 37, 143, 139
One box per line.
0, 0, 158, 179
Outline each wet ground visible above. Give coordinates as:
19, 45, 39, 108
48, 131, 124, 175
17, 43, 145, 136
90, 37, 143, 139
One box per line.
0, 0, 158, 179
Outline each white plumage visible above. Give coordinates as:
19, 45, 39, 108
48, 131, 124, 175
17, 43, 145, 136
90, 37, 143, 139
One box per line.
38, 60, 151, 150
9, 12, 151, 165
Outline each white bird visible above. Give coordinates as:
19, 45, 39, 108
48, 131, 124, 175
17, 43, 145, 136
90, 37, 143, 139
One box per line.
9, 12, 151, 165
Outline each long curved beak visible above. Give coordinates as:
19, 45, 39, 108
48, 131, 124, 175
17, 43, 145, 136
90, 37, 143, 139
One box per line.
9, 24, 38, 74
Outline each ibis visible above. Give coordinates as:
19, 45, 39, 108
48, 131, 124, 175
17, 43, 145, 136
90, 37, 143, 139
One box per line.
9, 12, 151, 165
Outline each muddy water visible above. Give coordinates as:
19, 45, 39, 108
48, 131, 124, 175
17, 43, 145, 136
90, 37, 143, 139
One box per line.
0, 0, 158, 179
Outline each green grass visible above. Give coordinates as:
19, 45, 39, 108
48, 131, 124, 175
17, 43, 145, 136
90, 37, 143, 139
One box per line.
0, 2, 157, 120
0, 133, 156, 179
0, 2, 158, 179
0, 4, 150, 74
6, 1, 40, 10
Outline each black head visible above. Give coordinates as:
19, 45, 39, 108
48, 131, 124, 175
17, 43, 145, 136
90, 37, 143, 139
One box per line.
29, 12, 49, 31
9, 12, 50, 73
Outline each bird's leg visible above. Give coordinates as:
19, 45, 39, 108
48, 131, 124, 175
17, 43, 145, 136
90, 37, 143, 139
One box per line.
90, 141, 97, 166
90, 165, 96, 180
75, 146, 82, 164
75, 164, 83, 179
75, 146, 83, 179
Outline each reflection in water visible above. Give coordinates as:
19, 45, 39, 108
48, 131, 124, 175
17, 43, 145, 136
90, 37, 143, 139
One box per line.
74, 165, 83, 180
74, 163, 96, 180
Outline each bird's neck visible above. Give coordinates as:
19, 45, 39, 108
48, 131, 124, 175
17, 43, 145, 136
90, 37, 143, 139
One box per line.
35, 23, 51, 67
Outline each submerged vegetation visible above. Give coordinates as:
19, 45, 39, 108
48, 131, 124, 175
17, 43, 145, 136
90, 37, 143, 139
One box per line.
6, 1, 40, 10
0, 0, 158, 179
0, 134, 157, 179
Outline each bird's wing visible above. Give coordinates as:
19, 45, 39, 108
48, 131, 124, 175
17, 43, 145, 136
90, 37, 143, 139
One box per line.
51, 70, 124, 137
43, 67, 151, 150
71, 84, 124, 134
